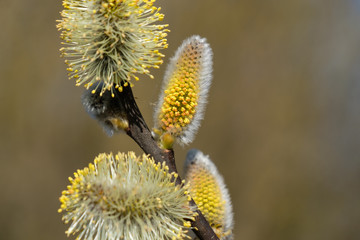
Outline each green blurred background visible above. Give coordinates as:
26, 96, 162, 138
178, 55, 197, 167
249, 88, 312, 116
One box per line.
1, 0, 360, 239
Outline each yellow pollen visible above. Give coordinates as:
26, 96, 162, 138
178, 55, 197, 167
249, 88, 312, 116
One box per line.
155, 40, 206, 141
187, 166, 225, 234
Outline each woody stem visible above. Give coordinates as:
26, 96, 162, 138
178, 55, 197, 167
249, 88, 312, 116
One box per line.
119, 83, 219, 240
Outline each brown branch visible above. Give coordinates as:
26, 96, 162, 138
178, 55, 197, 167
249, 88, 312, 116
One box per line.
119, 84, 220, 240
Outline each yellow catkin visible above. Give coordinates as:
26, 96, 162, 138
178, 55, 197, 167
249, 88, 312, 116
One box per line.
59, 152, 196, 240
184, 149, 233, 239
154, 36, 213, 147
57, 0, 169, 95
158, 43, 201, 135
187, 167, 226, 230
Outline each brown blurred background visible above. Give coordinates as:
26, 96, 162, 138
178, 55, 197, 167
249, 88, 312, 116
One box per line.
1, 0, 360, 239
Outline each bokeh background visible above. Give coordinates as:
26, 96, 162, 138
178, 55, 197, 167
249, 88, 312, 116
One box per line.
1, 0, 360, 239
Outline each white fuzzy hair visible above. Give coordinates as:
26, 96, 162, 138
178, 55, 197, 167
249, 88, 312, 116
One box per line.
184, 149, 234, 240
153, 35, 213, 145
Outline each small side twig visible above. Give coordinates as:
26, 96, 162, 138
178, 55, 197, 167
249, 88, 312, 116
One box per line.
120, 84, 219, 240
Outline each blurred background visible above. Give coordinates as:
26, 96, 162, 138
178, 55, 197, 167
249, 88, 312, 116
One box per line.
1, 0, 360, 239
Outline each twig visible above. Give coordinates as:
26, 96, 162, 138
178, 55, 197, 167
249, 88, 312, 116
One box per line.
120, 84, 220, 240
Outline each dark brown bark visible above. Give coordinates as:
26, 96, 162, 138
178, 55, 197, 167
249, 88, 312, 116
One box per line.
119, 83, 219, 240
